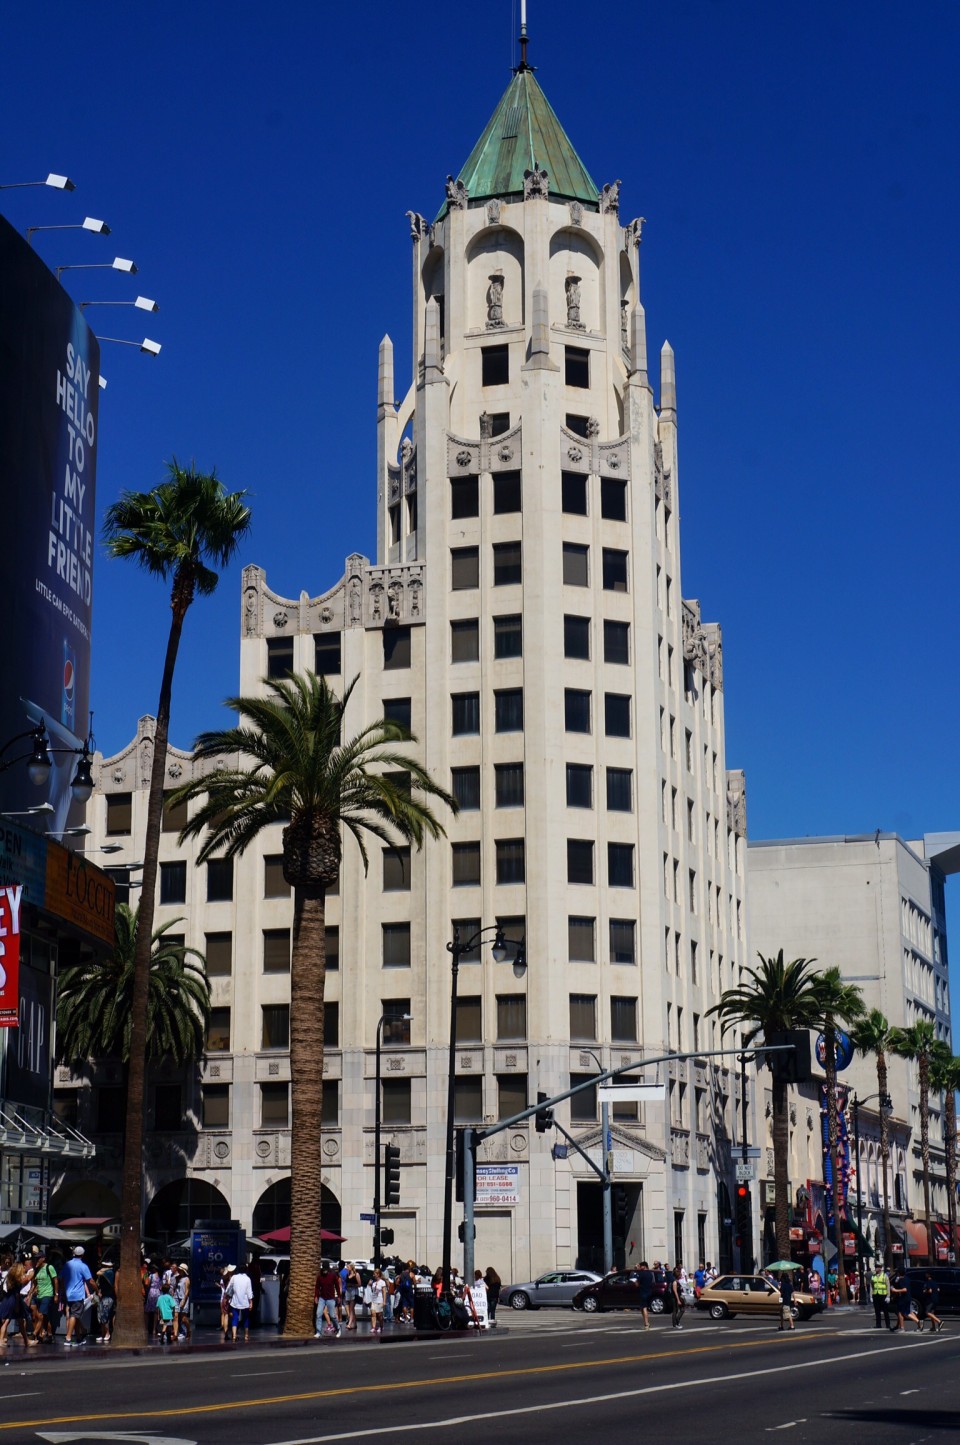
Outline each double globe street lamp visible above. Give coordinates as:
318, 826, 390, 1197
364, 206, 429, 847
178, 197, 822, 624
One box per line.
0, 722, 94, 803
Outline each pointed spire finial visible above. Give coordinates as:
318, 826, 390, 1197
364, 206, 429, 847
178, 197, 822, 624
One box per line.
518, 0, 530, 71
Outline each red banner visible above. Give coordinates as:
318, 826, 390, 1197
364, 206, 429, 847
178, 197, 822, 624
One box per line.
0, 883, 23, 1026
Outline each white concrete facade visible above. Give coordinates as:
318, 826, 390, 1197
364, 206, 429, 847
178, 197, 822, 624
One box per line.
55, 74, 750, 1279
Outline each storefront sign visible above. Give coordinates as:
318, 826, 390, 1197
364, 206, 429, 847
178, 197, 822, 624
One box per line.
0, 883, 23, 1026
44, 845, 115, 946
475, 1164, 520, 1206
816, 1030, 854, 1071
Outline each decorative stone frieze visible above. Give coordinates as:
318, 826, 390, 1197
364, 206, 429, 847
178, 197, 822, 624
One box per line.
446, 423, 522, 477
522, 165, 548, 200
560, 424, 631, 480
682, 598, 723, 691
671, 1128, 690, 1166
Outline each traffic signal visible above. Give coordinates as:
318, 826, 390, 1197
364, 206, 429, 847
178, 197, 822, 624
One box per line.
766, 1030, 813, 1084
458, 1221, 476, 1243
379, 1228, 395, 1246
735, 1183, 751, 1242
535, 1090, 554, 1133
613, 1185, 629, 1231
455, 1128, 477, 1203
384, 1143, 401, 1206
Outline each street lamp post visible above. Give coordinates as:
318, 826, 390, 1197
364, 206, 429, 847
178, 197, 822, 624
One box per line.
0, 722, 95, 802
851, 1090, 893, 1303
442, 924, 518, 1301
374, 1009, 412, 1267
582, 1047, 613, 1274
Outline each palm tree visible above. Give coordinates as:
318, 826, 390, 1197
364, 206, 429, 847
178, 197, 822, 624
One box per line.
169, 671, 457, 1335
816, 968, 864, 1304
56, 904, 210, 1069
852, 1009, 897, 1265
707, 951, 826, 1260
890, 1019, 945, 1260
102, 461, 251, 1342
929, 1050, 960, 1262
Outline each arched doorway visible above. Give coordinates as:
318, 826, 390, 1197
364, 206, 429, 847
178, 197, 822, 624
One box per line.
144, 1178, 231, 1250
252, 1178, 342, 1241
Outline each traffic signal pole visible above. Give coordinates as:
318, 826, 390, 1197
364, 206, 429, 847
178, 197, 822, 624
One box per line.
739, 1046, 754, 1273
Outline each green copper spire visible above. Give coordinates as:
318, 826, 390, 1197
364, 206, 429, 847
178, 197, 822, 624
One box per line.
451, 69, 600, 209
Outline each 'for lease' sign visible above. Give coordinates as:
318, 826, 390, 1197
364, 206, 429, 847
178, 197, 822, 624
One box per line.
475, 1165, 520, 1206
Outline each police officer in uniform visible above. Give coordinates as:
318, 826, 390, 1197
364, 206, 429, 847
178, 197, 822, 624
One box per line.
871, 1261, 891, 1329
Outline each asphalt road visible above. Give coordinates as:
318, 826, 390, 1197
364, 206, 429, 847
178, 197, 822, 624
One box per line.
1, 1311, 957, 1445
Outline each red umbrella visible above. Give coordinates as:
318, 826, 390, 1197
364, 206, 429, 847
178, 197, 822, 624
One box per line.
256, 1226, 346, 1245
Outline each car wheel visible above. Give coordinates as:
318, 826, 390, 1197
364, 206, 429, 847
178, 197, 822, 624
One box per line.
649, 1296, 664, 1314
709, 1302, 728, 1320
581, 1295, 600, 1313
510, 1292, 530, 1311
789, 1304, 801, 1320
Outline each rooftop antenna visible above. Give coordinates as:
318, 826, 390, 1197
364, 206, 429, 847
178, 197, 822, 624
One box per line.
518, 0, 530, 70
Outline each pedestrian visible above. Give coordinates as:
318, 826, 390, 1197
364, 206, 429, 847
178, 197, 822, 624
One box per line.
694, 1262, 707, 1299
61, 1247, 93, 1346
889, 1266, 920, 1333
920, 1273, 944, 1333
0, 1255, 34, 1348
32, 1249, 58, 1343
156, 1283, 176, 1344
870, 1262, 891, 1330
670, 1266, 685, 1329
396, 1266, 416, 1321
173, 1265, 191, 1342
314, 1261, 341, 1337
636, 1260, 654, 1331
484, 1266, 501, 1322
227, 1262, 254, 1342
220, 1265, 235, 1340
342, 1263, 361, 1330
143, 1262, 161, 1339
95, 1259, 116, 1343
778, 1271, 797, 1331
369, 1268, 388, 1333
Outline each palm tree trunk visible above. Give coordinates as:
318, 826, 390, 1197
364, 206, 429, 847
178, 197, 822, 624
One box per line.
877, 1051, 892, 1267
772, 1074, 790, 1259
919, 1057, 932, 1262
114, 585, 188, 1344
825, 1022, 849, 1305
284, 886, 326, 1335
946, 1088, 957, 1258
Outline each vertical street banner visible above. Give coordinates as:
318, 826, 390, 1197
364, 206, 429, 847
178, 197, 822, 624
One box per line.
0, 882, 23, 1026
0, 214, 99, 829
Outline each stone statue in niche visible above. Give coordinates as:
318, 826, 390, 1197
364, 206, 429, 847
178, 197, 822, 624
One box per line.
486, 198, 501, 225
600, 179, 621, 214
479, 412, 493, 440
243, 587, 258, 636
565, 274, 584, 330
445, 175, 468, 210
621, 299, 629, 351
347, 578, 362, 627
401, 437, 414, 469
369, 583, 383, 622
486, 273, 505, 328
522, 165, 548, 200
408, 578, 422, 616
569, 201, 583, 227
387, 580, 402, 619
586, 417, 599, 438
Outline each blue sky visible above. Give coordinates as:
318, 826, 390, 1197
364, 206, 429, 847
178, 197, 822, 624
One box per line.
3, 1, 958, 950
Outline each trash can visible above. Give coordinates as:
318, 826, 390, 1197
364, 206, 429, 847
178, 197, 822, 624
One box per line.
260, 1275, 280, 1328
413, 1284, 437, 1330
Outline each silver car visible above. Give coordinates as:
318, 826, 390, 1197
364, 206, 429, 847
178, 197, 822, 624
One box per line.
501, 1269, 603, 1310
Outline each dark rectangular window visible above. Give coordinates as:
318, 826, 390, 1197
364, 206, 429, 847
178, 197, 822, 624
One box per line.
498, 1074, 528, 1121
266, 636, 294, 678
322, 1081, 339, 1128
451, 618, 480, 662
382, 846, 411, 891
383, 697, 411, 730
314, 633, 341, 675
567, 838, 595, 885
451, 546, 479, 590
154, 1083, 182, 1131
570, 1073, 597, 1123
561, 471, 588, 515
105, 868, 130, 907
600, 477, 627, 521
454, 1076, 483, 1123
324, 1000, 340, 1048
382, 999, 412, 1045
493, 541, 522, 586
605, 692, 631, 738
206, 1007, 231, 1053
566, 413, 590, 439
261, 1004, 290, 1051
382, 1077, 412, 1124
487, 411, 510, 436
383, 626, 411, 669
263, 928, 290, 974
325, 925, 339, 971
494, 688, 523, 732
264, 854, 290, 898
565, 346, 590, 388
562, 542, 589, 587
568, 915, 595, 963
205, 932, 232, 977
496, 915, 526, 951
493, 613, 522, 659
493, 470, 522, 514
564, 688, 591, 733
496, 994, 527, 1040
389, 504, 400, 545
482, 344, 509, 386
611, 996, 639, 1042
566, 763, 593, 809
202, 1084, 230, 1130
451, 475, 479, 519
452, 842, 481, 887
452, 691, 480, 735
162, 789, 188, 834
159, 861, 186, 906
260, 1082, 289, 1128
569, 993, 597, 1040
207, 858, 233, 903
606, 767, 633, 811
495, 838, 525, 885
382, 923, 411, 967
608, 843, 635, 888
494, 762, 524, 808
456, 995, 483, 1042
452, 766, 481, 810
97, 1086, 125, 1133
602, 548, 629, 592
604, 619, 630, 665
106, 792, 132, 836
564, 614, 590, 660
610, 918, 637, 965
452, 919, 482, 963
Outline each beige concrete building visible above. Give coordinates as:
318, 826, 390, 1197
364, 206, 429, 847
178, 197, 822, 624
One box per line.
53, 65, 750, 1278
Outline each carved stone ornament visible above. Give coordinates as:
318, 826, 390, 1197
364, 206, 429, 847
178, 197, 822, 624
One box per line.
523, 165, 549, 201
256, 1138, 272, 1158
401, 436, 414, 466
445, 175, 468, 210
624, 216, 645, 248
459, 1054, 474, 1070
369, 582, 383, 621
456, 449, 473, 469
505, 1053, 518, 1068
600, 179, 621, 214
497, 445, 514, 463
408, 578, 422, 615
406, 210, 428, 240
320, 605, 332, 624
273, 610, 289, 629
214, 1139, 230, 1160
347, 577, 362, 627
486, 198, 501, 225
567, 445, 583, 463
569, 200, 583, 226
387, 580, 403, 618
565, 274, 584, 330
323, 1137, 340, 1156
387, 1055, 403, 1071
112, 767, 125, 784
167, 761, 183, 780
479, 412, 493, 440
620, 299, 629, 351
486, 272, 505, 328
510, 1133, 526, 1153
586, 416, 599, 438
243, 586, 259, 637
389, 475, 401, 502
607, 453, 620, 470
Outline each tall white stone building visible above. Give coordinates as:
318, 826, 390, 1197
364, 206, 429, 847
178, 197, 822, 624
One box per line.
57, 63, 749, 1278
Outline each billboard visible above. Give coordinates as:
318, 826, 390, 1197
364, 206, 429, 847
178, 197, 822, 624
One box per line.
0, 883, 22, 1027
0, 214, 99, 830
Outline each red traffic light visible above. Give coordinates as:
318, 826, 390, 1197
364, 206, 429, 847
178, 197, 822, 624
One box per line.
736, 1184, 749, 1199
